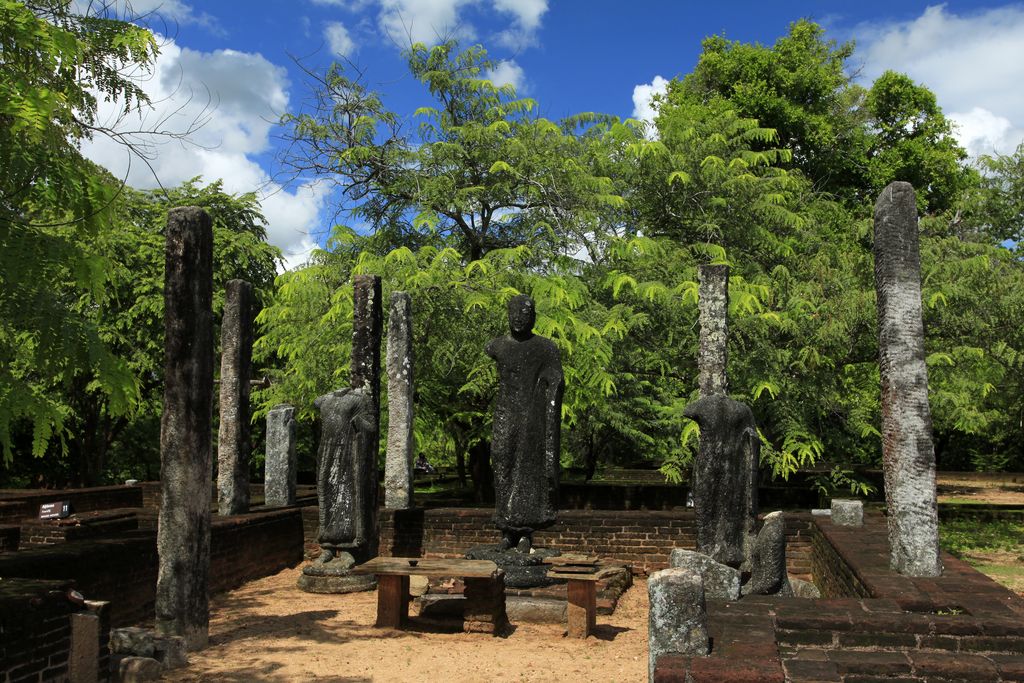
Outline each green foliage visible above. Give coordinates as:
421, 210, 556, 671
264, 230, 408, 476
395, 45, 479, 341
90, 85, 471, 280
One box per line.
865, 71, 975, 213
675, 19, 974, 214
0, 0, 158, 463
4, 176, 280, 486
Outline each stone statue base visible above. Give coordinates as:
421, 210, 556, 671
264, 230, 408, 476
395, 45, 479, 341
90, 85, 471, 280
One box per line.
465, 545, 560, 588
297, 551, 377, 594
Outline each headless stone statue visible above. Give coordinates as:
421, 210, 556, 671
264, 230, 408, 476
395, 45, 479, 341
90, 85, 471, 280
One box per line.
486, 294, 564, 551
314, 387, 376, 563
683, 394, 759, 567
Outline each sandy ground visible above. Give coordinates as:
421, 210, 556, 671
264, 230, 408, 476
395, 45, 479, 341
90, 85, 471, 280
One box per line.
936, 472, 1024, 505
164, 567, 649, 683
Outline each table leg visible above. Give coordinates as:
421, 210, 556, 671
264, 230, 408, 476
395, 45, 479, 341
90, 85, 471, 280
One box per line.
567, 580, 596, 638
376, 574, 409, 628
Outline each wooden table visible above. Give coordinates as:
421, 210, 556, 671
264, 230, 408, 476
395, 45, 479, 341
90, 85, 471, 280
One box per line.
352, 557, 507, 633
545, 557, 619, 638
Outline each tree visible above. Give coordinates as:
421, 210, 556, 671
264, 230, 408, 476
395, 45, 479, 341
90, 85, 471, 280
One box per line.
0, 0, 157, 462
279, 41, 621, 263
675, 19, 974, 214
4, 178, 281, 487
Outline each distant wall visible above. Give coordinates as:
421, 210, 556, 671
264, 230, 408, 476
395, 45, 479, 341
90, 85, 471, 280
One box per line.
0, 508, 304, 628
0, 485, 143, 524
378, 507, 815, 576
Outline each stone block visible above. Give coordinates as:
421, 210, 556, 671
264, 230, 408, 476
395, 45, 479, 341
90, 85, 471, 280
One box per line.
668, 548, 740, 600
648, 568, 709, 682
118, 656, 163, 682
830, 499, 863, 526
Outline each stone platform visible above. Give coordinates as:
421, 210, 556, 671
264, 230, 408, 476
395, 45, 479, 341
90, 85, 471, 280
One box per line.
653, 510, 1024, 682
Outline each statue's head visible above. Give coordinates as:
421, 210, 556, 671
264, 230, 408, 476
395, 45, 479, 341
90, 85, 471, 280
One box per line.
507, 294, 536, 337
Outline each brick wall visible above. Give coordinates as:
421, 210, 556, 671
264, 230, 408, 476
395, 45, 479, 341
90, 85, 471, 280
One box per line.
0, 486, 144, 524
810, 523, 871, 598
19, 510, 140, 549
378, 507, 815, 577
0, 508, 304, 628
0, 578, 78, 682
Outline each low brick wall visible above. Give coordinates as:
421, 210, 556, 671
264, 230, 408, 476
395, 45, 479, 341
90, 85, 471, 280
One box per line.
0, 508, 304, 628
378, 507, 815, 577
1, 578, 78, 682
655, 513, 1024, 683
19, 510, 140, 549
0, 485, 144, 524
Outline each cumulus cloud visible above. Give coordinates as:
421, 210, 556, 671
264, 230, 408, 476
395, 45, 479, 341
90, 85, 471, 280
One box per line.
326, 0, 546, 49
492, 0, 548, 49
79, 38, 330, 270
324, 21, 357, 57
377, 0, 477, 46
856, 4, 1024, 157
487, 60, 525, 92
632, 75, 669, 138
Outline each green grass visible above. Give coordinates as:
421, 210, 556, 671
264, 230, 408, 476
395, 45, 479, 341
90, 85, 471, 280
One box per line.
939, 518, 1024, 558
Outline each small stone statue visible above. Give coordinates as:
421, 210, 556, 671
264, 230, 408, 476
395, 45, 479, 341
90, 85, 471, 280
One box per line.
314, 387, 376, 563
486, 294, 564, 552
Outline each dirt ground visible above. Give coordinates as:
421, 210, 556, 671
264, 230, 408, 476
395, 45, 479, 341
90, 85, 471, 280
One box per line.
164, 567, 649, 683
936, 471, 1024, 505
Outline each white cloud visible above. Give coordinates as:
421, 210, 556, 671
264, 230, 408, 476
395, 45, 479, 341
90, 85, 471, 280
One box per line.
377, 0, 477, 46
324, 21, 357, 57
632, 75, 669, 138
487, 60, 524, 92
72, 0, 217, 30
492, 0, 548, 49
341, 0, 546, 49
856, 4, 1024, 156
79, 37, 330, 271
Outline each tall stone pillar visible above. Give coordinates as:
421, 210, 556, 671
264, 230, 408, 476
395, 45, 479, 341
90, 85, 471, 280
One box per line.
156, 206, 214, 650
697, 264, 729, 397
873, 181, 941, 577
350, 274, 382, 554
385, 292, 414, 509
217, 279, 254, 516
264, 404, 297, 507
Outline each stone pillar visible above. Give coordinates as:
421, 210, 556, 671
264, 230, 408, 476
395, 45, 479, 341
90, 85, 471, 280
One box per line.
385, 292, 414, 509
350, 274, 382, 554
648, 568, 709, 682
156, 206, 214, 650
217, 279, 254, 516
697, 264, 729, 397
873, 181, 941, 577
264, 404, 297, 507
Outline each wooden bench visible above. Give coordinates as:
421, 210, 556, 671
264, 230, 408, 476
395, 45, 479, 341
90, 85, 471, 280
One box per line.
544, 556, 620, 638
352, 557, 510, 634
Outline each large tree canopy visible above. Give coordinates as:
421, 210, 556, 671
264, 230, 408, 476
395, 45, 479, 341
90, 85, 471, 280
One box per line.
0, 0, 158, 462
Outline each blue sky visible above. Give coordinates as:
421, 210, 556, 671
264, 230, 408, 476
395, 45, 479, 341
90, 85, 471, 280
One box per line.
79, 1, 1024, 268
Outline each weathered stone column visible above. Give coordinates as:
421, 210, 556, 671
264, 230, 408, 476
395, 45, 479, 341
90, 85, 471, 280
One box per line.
648, 568, 709, 682
156, 206, 214, 650
350, 274, 382, 554
385, 292, 414, 509
217, 279, 254, 516
264, 404, 297, 507
873, 181, 941, 577
697, 264, 729, 397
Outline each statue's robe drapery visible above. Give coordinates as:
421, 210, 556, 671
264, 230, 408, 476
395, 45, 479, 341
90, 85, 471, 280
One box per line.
486, 334, 564, 534
314, 388, 376, 551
